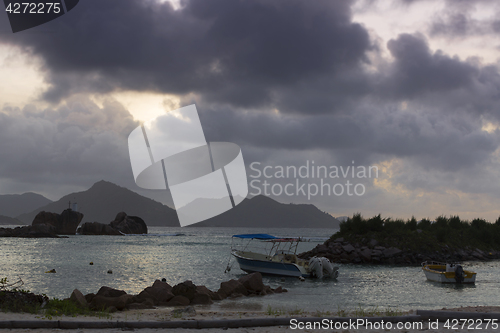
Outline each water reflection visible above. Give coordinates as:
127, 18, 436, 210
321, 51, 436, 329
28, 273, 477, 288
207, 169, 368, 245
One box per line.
1, 227, 499, 312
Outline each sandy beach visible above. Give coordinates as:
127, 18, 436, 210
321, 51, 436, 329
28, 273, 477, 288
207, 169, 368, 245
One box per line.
1, 306, 500, 332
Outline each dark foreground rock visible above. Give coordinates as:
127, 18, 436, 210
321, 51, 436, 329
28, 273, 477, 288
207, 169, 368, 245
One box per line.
76, 272, 286, 312
299, 236, 500, 265
32, 209, 84, 235
77, 212, 147, 235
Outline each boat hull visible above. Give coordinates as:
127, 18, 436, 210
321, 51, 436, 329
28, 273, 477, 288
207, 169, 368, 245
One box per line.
232, 252, 310, 278
422, 265, 476, 284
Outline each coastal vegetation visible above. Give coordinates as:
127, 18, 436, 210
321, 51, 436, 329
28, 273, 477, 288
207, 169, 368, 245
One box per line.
0, 277, 109, 317
300, 214, 500, 265
336, 214, 500, 252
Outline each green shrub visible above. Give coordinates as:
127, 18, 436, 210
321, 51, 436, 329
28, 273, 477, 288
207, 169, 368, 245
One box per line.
434, 216, 449, 229
334, 213, 500, 252
366, 214, 384, 232
448, 216, 463, 229
407, 217, 417, 231
418, 218, 431, 230
436, 228, 446, 243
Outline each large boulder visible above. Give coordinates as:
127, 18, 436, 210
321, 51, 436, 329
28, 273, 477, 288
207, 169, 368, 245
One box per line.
110, 213, 147, 234
96, 286, 127, 298
70, 289, 88, 308
165, 295, 190, 306
137, 286, 174, 304
77, 222, 122, 235
152, 279, 173, 293
196, 285, 217, 300
238, 272, 264, 293
172, 281, 197, 301
218, 279, 248, 298
90, 295, 133, 311
76, 212, 147, 235
191, 293, 212, 305
32, 209, 84, 235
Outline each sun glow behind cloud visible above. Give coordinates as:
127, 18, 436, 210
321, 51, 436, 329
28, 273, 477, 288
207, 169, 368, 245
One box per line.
99, 91, 181, 123
0, 45, 48, 108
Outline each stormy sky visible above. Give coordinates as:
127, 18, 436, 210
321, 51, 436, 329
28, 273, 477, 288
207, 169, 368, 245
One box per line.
1, 0, 500, 221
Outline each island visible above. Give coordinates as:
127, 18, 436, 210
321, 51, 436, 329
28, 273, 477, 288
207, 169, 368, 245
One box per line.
299, 214, 500, 265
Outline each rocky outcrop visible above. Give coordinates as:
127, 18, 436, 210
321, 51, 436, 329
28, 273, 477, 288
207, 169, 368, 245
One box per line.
110, 213, 147, 234
299, 236, 500, 265
0, 224, 61, 238
77, 212, 147, 235
32, 209, 84, 235
77, 272, 286, 312
77, 222, 122, 235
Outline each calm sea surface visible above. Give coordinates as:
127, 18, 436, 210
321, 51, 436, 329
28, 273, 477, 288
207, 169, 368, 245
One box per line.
1, 226, 500, 312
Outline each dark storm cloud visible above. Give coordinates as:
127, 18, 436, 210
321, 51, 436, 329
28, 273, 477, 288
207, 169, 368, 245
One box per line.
1, 0, 500, 213
382, 33, 478, 98
197, 101, 499, 173
0, 0, 372, 111
2, 0, 497, 117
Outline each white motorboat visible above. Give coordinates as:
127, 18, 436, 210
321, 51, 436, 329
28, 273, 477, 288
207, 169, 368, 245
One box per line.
422, 261, 476, 284
229, 234, 339, 279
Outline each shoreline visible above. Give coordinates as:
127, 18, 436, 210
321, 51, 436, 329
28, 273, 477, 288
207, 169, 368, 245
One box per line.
1, 305, 498, 320
0, 306, 499, 332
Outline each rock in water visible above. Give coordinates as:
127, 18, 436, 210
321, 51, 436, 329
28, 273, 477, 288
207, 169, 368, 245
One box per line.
110, 212, 147, 234
77, 222, 121, 235
76, 212, 147, 235
32, 209, 84, 235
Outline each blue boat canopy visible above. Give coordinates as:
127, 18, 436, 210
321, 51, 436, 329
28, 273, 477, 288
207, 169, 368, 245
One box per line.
232, 234, 278, 239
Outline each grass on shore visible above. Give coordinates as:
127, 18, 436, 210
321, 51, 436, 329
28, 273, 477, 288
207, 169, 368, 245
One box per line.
42, 298, 112, 320
0, 277, 111, 319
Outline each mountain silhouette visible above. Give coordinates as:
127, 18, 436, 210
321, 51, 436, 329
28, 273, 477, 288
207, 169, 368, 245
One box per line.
0, 193, 52, 218
16, 180, 339, 228
192, 195, 339, 228
0, 215, 22, 225
16, 181, 178, 226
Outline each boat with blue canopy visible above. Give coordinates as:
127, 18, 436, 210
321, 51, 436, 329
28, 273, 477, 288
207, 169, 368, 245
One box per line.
229, 234, 339, 279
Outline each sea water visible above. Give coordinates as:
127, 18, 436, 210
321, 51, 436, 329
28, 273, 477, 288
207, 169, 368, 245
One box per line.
1, 226, 499, 312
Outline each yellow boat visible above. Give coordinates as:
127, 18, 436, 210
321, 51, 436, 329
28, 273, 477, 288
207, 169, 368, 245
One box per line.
422, 261, 476, 284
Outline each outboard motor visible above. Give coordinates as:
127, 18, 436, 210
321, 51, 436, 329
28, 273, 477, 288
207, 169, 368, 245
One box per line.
454, 265, 464, 284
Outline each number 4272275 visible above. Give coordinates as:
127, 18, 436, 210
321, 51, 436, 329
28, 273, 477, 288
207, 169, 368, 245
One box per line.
5, 2, 61, 14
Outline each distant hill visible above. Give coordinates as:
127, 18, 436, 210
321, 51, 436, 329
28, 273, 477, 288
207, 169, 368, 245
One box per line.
193, 195, 340, 228
16, 181, 179, 226
0, 215, 23, 225
0, 193, 52, 217
16, 181, 339, 228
